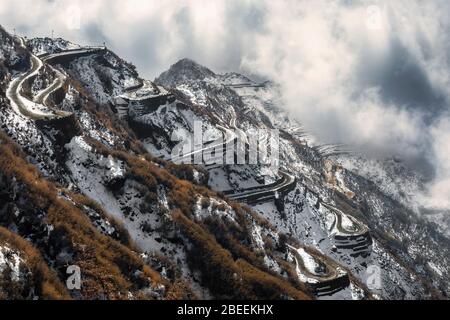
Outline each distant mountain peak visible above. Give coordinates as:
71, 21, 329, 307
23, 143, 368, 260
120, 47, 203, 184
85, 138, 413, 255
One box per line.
155, 58, 216, 86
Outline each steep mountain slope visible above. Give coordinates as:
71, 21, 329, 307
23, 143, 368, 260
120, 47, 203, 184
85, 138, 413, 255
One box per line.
155, 58, 450, 299
0, 27, 315, 300
1, 26, 448, 300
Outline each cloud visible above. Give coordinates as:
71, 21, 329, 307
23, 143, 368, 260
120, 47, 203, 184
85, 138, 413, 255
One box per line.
1, 0, 450, 209
0, 0, 268, 77
239, 0, 450, 208
420, 116, 450, 210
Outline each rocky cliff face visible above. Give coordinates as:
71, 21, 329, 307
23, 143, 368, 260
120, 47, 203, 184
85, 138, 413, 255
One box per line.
0, 26, 448, 300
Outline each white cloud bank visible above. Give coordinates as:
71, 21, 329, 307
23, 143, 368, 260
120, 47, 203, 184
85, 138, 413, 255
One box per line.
1, 0, 450, 209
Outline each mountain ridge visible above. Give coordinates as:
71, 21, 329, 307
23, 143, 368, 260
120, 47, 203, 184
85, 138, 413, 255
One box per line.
0, 26, 449, 300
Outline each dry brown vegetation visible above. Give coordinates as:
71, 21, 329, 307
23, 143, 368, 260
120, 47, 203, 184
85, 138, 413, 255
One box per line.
84, 101, 145, 153
67, 192, 135, 247
164, 162, 208, 185
0, 37, 316, 300
81, 135, 314, 299
0, 125, 314, 299
202, 210, 264, 269
0, 131, 166, 299
84, 135, 218, 218
172, 209, 311, 300
0, 226, 70, 300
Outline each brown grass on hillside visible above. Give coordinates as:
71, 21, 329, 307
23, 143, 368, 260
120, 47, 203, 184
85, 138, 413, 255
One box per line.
164, 162, 208, 185
203, 214, 263, 266
0, 226, 70, 300
0, 131, 166, 299
84, 136, 218, 218
172, 209, 312, 300
81, 135, 310, 298
88, 102, 145, 153
68, 191, 135, 247
164, 279, 198, 300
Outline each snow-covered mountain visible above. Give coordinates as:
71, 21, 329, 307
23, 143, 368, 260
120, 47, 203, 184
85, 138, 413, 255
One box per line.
0, 26, 448, 300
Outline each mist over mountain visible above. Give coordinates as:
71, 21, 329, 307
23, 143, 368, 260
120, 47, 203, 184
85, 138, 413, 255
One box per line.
2, 0, 450, 210
1, 0, 450, 302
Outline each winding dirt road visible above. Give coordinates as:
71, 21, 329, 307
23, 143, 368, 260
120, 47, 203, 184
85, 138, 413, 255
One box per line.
227, 171, 295, 203
6, 37, 104, 120
287, 244, 350, 296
